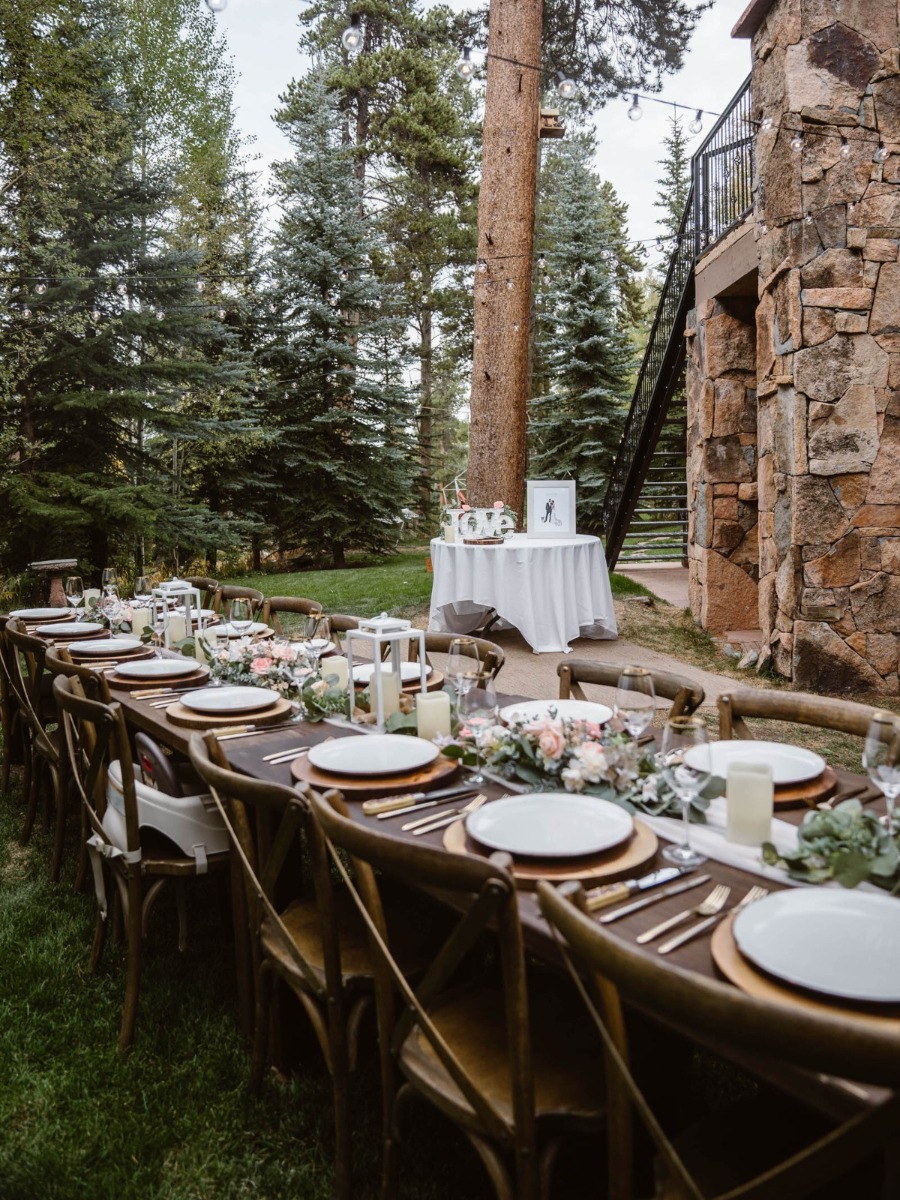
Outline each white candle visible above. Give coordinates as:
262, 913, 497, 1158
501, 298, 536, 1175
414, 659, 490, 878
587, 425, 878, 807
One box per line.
442, 523, 456, 543
379, 667, 401, 719
322, 655, 349, 689
416, 691, 451, 741
130, 609, 151, 634
725, 761, 774, 846
166, 615, 187, 646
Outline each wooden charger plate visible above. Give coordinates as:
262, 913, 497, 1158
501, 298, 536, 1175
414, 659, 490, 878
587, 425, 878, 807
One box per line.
38, 628, 109, 643
166, 695, 293, 729
292, 750, 459, 797
106, 664, 210, 690
711, 914, 900, 1030
443, 816, 657, 891
773, 766, 836, 809
352, 669, 446, 694
69, 644, 157, 664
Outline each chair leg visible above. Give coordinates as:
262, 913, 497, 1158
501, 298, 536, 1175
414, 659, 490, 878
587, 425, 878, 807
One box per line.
74, 805, 89, 893
118, 873, 143, 1054
332, 1054, 353, 1200
466, 1131, 516, 1200
249, 963, 272, 1095
49, 762, 66, 883
20, 748, 37, 844
175, 880, 188, 952
89, 905, 108, 973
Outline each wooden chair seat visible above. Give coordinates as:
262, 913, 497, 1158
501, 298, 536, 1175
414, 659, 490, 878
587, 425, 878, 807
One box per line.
399, 985, 604, 1133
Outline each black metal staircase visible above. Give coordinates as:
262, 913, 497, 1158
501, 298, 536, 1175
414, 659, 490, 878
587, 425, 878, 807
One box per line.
603, 75, 754, 570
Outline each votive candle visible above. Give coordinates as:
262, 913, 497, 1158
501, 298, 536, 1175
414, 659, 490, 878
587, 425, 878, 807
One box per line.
379, 667, 402, 718
725, 761, 774, 846
130, 609, 151, 635
322, 654, 349, 689
416, 691, 451, 741
166, 615, 187, 646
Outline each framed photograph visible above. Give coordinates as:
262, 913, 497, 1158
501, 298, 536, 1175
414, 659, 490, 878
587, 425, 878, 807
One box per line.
526, 479, 576, 538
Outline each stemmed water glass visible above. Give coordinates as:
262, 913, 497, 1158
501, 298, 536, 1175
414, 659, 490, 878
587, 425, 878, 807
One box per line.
615, 666, 656, 738
101, 567, 118, 595
301, 612, 330, 674
448, 637, 480, 699
458, 673, 498, 785
64, 575, 84, 617
229, 597, 254, 638
100, 585, 121, 633
863, 711, 900, 837
133, 575, 152, 605
659, 716, 710, 868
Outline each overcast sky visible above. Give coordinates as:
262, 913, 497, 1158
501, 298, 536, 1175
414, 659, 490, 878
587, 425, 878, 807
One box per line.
212, 0, 752, 245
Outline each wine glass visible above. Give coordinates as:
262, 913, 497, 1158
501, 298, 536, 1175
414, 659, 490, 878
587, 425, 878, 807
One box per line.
659, 716, 710, 868
64, 575, 84, 616
448, 637, 480, 698
229, 597, 254, 637
458, 673, 498, 784
133, 575, 152, 605
301, 613, 330, 673
100, 585, 121, 632
863, 711, 900, 837
101, 567, 118, 595
615, 666, 656, 738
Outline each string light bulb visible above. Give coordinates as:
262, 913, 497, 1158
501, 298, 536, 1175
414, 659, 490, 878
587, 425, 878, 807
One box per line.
21, 305, 32, 319
35, 279, 47, 294
874, 141, 889, 163
840, 137, 851, 158
341, 15, 363, 53
761, 116, 775, 132
205, 0, 227, 11
536, 254, 546, 270
410, 267, 422, 282
91, 306, 101, 320
556, 72, 577, 100
477, 258, 487, 273
790, 130, 803, 152
456, 48, 475, 81
627, 94, 642, 121
688, 109, 703, 135
116, 279, 127, 296
218, 307, 226, 319
195, 279, 205, 292
339, 269, 348, 281
156, 309, 165, 320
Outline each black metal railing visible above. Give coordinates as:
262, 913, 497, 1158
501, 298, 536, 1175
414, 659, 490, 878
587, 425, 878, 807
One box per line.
602, 74, 753, 568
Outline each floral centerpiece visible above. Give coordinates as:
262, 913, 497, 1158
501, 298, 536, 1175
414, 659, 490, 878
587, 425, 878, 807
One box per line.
763, 799, 899, 890
207, 639, 347, 721
442, 711, 717, 821
86, 594, 134, 634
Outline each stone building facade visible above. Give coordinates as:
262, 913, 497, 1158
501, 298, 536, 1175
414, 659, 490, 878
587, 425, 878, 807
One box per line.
686, 0, 900, 693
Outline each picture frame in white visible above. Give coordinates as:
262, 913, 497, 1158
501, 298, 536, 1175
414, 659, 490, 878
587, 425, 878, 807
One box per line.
526, 479, 576, 538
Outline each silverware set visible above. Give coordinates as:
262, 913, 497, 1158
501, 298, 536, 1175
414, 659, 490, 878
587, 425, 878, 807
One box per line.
634, 883, 768, 956
403, 793, 487, 836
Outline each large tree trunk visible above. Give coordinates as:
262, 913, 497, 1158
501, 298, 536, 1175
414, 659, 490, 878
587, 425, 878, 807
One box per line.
466, 0, 542, 520
418, 306, 433, 515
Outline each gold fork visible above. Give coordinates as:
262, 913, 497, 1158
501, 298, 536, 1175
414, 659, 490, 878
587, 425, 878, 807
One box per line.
658, 885, 768, 955
636, 884, 731, 945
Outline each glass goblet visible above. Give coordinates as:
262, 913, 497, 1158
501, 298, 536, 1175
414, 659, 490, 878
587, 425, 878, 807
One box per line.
615, 666, 656, 739
133, 574, 152, 604
64, 575, 84, 617
301, 613, 330, 673
448, 636, 480, 699
101, 566, 118, 594
229, 597, 254, 638
863, 711, 900, 837
458, 673, 498, 785
659, 716, 710, 869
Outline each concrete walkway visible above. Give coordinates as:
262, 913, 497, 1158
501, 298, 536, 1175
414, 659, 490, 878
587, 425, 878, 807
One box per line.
617, 563, 690, 609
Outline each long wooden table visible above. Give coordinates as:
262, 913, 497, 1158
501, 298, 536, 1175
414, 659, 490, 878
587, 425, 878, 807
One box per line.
110, 677, 892, 1120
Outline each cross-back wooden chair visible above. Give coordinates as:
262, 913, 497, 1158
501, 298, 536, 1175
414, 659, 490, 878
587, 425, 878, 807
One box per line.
211, 584, 264, 617
719, 688, 882, 742
538, 879, 900, 1200
308, 787, 606, 1200
258, 595, 324, 636
52, 675, 230, 1053
4, 617, 69, 878
401, 631, 505, 681
183, 576, 219, 609
0, 614, 27, 794
187, 734, 439, 1199
558, 660, 705, 718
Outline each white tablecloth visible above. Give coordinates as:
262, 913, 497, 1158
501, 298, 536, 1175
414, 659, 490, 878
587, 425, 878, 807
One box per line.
428, 534, 617, 654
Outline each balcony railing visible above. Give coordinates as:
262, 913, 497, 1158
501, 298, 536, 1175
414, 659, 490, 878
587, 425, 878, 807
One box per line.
693, 73, 754, 256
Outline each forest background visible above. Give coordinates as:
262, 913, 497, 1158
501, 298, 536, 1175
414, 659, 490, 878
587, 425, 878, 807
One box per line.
0, 0, 695, 586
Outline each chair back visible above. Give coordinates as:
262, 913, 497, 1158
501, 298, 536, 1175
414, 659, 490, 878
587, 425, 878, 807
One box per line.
719, 687, 882, 741
45, 645, 112, 703
183, 576, 218, 608
4, 618, 59, 760
307, 788, 535, 1150
212, 585, 264, 616
537, 880, 900, 1200
259, 595, 324, 636
558, 659, 704, 718
404, 632, 505, 681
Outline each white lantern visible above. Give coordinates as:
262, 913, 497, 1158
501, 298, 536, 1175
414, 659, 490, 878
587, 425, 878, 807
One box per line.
151, 579, 204, 648
345, 613, 428, 730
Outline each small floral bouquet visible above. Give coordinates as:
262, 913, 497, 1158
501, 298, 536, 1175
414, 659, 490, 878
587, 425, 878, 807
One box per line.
443, 712, 716, 821
207, 640, 347, 721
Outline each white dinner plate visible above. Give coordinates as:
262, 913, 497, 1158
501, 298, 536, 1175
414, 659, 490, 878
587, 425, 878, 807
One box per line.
179, 686, 280, 715
116, 657, 200, 679
212, 621, 267, 638
466, 793, 634, 858
307, 734, 439, 777
351, 662, 432, 684
499, 698, 613, 726
36, 621, 104, 637
11, 607, 73, 621
174, 606, 216, 619
733, 889, 900, 1003
687, 740, 826, 786
70, 637, 143, 657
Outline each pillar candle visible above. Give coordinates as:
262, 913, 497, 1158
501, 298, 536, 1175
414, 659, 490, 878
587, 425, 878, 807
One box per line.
725, 762, 774, 846
130, 609, 151, 635
416, 691, 451, 741
166, 615, 187, 646
378, 667, 402, 719
322, 655, 349, 689
442, 523, 456, 543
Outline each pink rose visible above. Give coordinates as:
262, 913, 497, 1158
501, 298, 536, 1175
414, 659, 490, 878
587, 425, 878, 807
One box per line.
250, 656, 273, 674
538, 723, 566, 761
493, 500, 504, 509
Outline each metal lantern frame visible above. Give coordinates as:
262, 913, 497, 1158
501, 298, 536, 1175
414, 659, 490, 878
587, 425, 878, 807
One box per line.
150, 580, 204, 648
345, 613, 428, 730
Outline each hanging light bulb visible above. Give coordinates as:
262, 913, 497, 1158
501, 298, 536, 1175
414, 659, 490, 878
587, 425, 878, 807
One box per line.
758, 221, 768, 235
761, 116, 775, 132
506, 278, 513, 290
789, 130, 803, 152
512, 322, 520, 332
156, 309, 165, 320
195, 278, 205, 292
627, 94, 642, 122
339, 268, 348, 281
373, 297, 382, 309
874, 141, 889, 163
91, 306, 101, 321
410, 267, 422, 282
21, 305, 32, 320
421, 294, 428, 305
35, 279, 47, 294
116, 279, 127, 295
477, 258, 487, 273
688, 109, 703, 135
840, 137, 851, 158
205, 0, 227, 12
456, 48, 475, 81
341, 15, 362, 53
218, 307, 226, 319
804, 211, 814, 225
556, 72, 577, 100
536, 254, 546, 270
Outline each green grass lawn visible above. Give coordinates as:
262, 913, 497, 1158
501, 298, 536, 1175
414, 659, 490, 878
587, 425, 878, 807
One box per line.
225, 546, 648, 619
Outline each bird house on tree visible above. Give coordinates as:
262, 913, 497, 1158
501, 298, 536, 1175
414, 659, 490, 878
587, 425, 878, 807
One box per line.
539, 109, 565, 138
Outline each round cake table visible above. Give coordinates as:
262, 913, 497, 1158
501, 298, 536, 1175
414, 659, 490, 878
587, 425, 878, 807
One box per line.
428, 533, 617, 654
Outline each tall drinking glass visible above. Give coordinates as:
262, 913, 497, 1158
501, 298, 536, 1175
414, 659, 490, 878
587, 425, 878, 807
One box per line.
101, 567, 118, 595
133, 575, 152, 604
302, 613, 330, 673
448, 637, 480, 699
863, 711, 900, 837
615, 666, 656, 738
229, 598, 254, 637
458, 673, 498, 785
659, 716, 710, 868
64, 575, 84, 616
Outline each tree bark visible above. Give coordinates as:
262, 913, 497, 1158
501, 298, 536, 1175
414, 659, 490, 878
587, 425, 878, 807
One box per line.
467, 0, 542, 520
418, 306, 433, 515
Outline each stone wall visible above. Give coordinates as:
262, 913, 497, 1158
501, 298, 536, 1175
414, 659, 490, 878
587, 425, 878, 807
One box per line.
744, 0, 900, 692
686, 295, 760, 631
